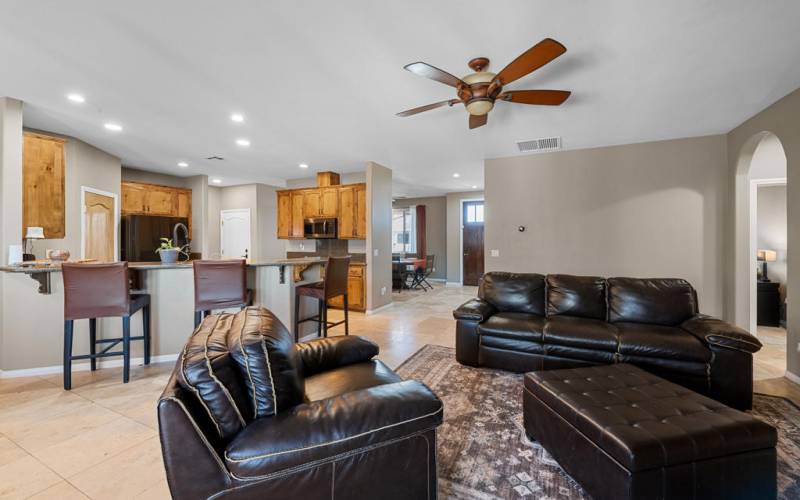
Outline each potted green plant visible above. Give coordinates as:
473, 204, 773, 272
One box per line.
155, 238, 189, 264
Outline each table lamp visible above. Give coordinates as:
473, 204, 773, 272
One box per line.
24, 226, 44, 260
757, 249, 777, 282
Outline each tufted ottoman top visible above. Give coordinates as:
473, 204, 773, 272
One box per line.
524, 364, 776, 472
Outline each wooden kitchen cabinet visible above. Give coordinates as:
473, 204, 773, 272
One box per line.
23, 132, 66, 238
338, 183, 366, 240
290, 191, 305, 238
302, 190, 321, 218
328, 264, 366, 311
277, 191, 292, 238
320, 188, 339, 217
121, 181, 193, 236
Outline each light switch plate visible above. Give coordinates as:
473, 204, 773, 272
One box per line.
373, 248, 379, 256
490, 249, 500, 257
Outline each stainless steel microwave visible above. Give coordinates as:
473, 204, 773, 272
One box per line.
304, 217, 337, 239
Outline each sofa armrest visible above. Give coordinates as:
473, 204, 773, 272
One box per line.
295, 335, 379, 376
453, 298, 496, 322
681, 315, 763, 354
224, 380, 443, 479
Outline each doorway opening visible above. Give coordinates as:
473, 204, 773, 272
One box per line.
734, 132, 787, 379
220, 208, 251, 260
462, 200, 484, 286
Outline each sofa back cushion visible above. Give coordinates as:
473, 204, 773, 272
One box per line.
546, 274, 607, 320
176, 313, 252, 440
227, 307, 305, 419
479, 272, 546, 316
608, 277, 698, 326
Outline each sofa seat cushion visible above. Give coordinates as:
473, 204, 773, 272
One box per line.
543, 316, 619, 352
304, 360, 401, 403
524, 364, 777, 472
477, 312, 546, 342
225, 380, 443, 479
616, 322, 711, 363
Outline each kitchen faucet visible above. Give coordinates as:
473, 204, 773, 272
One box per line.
173, 222, 190, 259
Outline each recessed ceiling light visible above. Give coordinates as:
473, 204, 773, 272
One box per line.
472, 185, 478, 189
178, 161, 189, 168
299, 163, 309, 169
453, 173, 460, 178
67, 93, 85, 103
231, 113, 244, 123
236, 138, 250, 147
104, 123, 123, 132
212, 178, 222, 184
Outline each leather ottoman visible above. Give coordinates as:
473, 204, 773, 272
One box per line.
523, 364, 777, 500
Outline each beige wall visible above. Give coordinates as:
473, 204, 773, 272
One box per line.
727, 87, 800, 377
366, 162, 392, 312
484, 135, 728, 317
446, 191, 484, 284
392, 196, 447, 280
209, 183, 283, 262
757, 185, 787, 297
206, 186, 221, 258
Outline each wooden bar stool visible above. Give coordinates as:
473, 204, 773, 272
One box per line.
62, 262, 151, 390
294, 256, 350, 342
193, 260, 253, 327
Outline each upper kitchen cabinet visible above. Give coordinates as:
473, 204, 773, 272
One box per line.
338, 183, 366, 239
275, 182, 364, 240
23, 132, 66, 238
121, 181, 193, 236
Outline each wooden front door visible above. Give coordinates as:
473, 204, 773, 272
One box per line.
83, 190, 116, 262
462, 200, 485, 286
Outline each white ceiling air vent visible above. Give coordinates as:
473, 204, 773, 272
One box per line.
516, 136, 562, 154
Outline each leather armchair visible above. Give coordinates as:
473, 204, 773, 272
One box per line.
159, 313, 443, 500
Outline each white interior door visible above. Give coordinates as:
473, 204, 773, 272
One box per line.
220, 209, 251, 260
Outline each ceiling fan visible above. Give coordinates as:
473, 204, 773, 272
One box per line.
397, 38, 571, 129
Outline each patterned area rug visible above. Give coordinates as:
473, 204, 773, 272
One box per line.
395, 344, 800, 499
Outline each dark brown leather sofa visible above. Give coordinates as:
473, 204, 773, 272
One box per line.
454, 273, 762, 410
158, 307, 443, 500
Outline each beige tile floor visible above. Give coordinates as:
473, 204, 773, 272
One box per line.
0, 283, 796, 499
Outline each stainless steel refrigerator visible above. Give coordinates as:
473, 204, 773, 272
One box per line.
121, 215, 189, 262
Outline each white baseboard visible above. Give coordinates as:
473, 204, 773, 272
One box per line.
427, 278, 446, 283
445, 281, 462, 288
784, 370, 800, 386
0, 354, 178, 379
366, 302, 394, 315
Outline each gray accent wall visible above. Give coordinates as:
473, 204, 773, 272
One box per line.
484, 135, 728, 317
392, 196, 447, 280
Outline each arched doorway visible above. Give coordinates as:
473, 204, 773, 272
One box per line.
734, 132, 787, 361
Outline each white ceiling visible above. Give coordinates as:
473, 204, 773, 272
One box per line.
2, 1, 800, 197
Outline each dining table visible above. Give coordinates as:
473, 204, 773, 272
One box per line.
392, 257, 426, 290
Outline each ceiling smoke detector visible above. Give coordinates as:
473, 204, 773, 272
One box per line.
516, 136, 562, 153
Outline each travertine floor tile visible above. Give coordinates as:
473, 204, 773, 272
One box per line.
27, 480, 90, 499
0, 455, 61, 499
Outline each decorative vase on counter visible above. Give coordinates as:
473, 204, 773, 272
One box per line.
47, 249, 70, 262
158, 248, 179, 264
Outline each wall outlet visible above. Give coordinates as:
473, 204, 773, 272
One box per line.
373, 248, 379, 257
381, 286, 387, 296
490, 249, 500, 257
299, 243, 305, 250
797, 342, 800, 353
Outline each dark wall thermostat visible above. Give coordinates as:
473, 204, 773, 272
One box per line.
518, 225, 526, 232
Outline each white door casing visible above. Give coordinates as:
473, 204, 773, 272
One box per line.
220, 208, 251, 260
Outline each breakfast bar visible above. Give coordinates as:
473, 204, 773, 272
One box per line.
0, 258, 327, 374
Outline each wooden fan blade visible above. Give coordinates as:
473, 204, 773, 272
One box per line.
469, 113, 487, 129
404, 62, 466, 88
396, 99, 460, 117
493, 38, 567, 86
498, 90, 571, 105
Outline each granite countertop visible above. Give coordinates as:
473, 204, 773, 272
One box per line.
0, 257, 327, 274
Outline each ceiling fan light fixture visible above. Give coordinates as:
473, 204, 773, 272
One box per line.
462, 71, 496, 85
466, 99, 494, 116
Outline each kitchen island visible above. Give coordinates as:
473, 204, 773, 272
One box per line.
0, 258, 328, 375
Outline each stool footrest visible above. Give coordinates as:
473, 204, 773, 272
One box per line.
71, 351, 125, 361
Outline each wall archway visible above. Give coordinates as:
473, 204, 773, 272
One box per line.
733, 131, 787, 334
